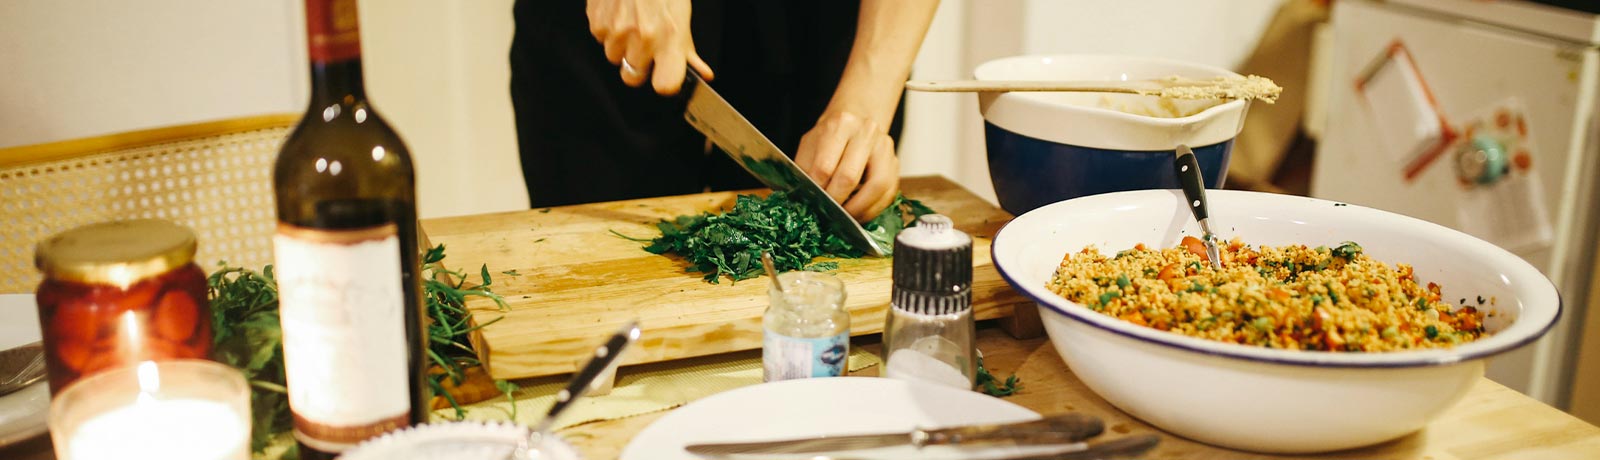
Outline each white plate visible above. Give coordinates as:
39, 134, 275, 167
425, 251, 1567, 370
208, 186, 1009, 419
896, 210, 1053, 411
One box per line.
622, 377, 1067, 460
0, 293, 47, 447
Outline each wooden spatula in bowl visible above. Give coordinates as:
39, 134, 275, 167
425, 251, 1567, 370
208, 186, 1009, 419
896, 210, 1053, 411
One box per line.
905, 75, 1282, 103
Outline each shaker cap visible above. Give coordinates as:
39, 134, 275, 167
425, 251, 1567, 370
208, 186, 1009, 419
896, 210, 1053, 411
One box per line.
892, 215, 973, 312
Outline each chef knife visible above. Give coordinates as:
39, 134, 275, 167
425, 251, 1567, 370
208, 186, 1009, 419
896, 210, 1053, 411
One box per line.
681, 73, 888, 257
682, 413, 1104, 456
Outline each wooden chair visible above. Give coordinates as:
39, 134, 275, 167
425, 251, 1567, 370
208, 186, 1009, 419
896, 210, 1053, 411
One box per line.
0, 114, 300, 294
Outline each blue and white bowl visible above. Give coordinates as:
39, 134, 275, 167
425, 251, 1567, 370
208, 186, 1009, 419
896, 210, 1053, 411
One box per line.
991, 189, 1560, 453
977, 55, 1249, 215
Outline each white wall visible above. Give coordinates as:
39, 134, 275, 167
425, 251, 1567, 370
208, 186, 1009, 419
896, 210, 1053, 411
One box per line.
0, 1, 302, 146
360, 0, 529, 218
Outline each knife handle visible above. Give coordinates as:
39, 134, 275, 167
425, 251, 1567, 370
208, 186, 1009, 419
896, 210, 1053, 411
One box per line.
917, 413, 1104, 447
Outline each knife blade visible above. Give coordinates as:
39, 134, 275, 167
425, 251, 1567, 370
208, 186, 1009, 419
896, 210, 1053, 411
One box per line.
681, 73, 887, 257
683, 413, 1104, 456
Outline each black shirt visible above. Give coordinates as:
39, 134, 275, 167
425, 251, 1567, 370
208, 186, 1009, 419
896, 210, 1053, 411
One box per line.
510, 0, 900, 207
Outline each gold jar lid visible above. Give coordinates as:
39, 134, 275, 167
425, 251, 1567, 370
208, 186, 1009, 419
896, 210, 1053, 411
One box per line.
35, 219, 198, 287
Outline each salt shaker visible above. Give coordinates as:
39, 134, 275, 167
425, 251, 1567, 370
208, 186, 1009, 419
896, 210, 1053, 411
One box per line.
883, 214, 976, 390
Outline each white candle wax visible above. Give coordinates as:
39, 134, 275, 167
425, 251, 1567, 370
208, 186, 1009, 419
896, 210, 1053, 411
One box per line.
66, 398, 248, 460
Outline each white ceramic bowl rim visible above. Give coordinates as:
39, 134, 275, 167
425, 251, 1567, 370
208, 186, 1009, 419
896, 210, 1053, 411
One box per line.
993, 190, 1564, 368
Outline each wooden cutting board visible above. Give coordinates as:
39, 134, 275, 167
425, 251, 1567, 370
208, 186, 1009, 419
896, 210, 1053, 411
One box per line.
421, 176, 1034, 380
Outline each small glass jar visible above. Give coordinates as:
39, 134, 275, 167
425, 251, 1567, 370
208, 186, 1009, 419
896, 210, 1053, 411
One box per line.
762, 271, 849, 382
35, 219, 213, 394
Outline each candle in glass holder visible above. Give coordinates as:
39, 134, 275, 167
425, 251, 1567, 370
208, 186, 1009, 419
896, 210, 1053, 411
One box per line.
49, 360, 251, 460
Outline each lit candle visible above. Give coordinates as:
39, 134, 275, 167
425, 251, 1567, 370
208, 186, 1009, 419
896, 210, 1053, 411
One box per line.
67, 398, 247, 460
50, 360, 251, 460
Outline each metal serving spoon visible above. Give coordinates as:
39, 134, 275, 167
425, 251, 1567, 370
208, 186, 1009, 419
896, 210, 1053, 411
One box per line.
511, 319, 641, 459
0, 341, 46, 397
1174, 145, 1223, 269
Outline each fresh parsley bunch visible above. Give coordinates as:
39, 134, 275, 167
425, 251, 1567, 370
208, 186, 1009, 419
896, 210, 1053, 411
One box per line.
208, 265, 292, 456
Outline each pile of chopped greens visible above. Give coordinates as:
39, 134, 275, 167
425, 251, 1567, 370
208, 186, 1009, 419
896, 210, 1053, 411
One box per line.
625, 192, 934, 284
208, 244, 511, 459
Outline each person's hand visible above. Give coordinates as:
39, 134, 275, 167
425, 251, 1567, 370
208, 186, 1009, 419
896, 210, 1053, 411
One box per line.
586, 0, 714, 95
794, 111, 901, 222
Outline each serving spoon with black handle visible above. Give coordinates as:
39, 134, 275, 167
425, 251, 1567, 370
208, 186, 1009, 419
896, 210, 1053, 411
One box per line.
1175, 145, 1223, 269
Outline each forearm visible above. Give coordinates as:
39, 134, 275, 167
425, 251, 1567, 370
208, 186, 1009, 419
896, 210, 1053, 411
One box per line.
826, 0, 940, 127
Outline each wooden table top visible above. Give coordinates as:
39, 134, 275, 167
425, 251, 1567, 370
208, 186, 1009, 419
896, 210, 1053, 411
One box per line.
558, 325, 1600, 460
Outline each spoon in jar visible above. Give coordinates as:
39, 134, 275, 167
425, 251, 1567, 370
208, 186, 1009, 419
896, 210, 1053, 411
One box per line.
1174, 145, 1223, 269
761, 251, 786, 295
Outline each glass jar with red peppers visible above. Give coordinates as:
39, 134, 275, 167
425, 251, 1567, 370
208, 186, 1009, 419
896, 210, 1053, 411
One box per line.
34, 219, 213, 394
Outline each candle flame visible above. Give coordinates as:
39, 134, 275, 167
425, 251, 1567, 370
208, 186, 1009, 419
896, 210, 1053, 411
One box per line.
136, 360, 160, 395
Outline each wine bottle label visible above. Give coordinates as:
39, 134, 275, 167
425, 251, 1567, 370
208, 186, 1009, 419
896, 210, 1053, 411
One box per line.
274, 223, 409, 452
305, 0, 361, 62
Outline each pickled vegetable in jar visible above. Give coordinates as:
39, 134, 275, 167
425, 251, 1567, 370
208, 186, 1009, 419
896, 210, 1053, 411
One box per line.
34, 219, 213, 394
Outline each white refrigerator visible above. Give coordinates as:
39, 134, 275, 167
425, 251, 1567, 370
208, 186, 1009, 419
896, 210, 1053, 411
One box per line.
1314, 0, 1600, 406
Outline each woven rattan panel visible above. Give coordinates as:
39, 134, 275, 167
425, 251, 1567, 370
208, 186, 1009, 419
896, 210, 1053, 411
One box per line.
0, 126, 288, 294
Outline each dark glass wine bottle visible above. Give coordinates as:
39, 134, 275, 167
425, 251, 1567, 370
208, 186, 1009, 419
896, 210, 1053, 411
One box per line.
272, 0, 427, 458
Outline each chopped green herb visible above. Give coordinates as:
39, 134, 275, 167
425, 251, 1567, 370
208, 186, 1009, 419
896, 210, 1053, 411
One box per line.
635, 192, 933, 284
1098, 291, 1121, 305
976, 355, 1022, 397
493, 380, 520, 419
1115, 275, 1131, 289
501, 269, 520, 276
1331, 241, 1363, 259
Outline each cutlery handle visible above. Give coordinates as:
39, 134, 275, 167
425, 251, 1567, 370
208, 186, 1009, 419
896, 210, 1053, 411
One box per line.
920, 413, 1104, 447
1174, 145, 1210, 223
534, 320, 640, 433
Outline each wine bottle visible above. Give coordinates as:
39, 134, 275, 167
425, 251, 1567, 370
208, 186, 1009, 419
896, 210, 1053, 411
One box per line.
273, 0, 428, 458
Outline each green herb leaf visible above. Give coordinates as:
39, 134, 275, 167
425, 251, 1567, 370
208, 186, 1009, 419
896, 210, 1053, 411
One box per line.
975, 355, 1022, 397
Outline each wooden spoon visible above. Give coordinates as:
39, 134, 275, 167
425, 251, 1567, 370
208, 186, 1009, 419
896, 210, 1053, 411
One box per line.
905, 75, 1281, 103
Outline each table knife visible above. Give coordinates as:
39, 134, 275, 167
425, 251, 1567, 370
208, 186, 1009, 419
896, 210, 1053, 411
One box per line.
681, 73, 887, 257
683, 413, 1103, 456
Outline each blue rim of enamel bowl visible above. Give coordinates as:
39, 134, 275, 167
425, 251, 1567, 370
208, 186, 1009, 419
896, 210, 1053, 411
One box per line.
990, 191, 1564, 369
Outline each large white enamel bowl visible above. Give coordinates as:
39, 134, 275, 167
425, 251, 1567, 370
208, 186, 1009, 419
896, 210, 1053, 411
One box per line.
991, 189, 1561, 453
